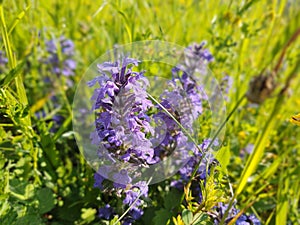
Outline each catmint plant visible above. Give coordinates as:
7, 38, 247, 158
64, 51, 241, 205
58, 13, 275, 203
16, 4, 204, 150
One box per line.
88, 42, 260, 224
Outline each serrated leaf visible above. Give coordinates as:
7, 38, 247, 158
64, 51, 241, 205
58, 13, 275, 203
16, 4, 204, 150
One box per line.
37, 188, 55, 214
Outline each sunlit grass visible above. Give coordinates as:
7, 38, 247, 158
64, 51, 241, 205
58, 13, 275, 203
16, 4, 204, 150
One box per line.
0, 0, 300, 224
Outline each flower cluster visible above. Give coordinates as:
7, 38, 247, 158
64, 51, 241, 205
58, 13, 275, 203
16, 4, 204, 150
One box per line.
152, 42, 214, 161
88, 58, 156, 166
88, 57, 158, 224
89, 42, 260, 224
88, 43, 214, 224
167, 44, 260, 224
45, 36, 76, 77
180, 41, 214, 75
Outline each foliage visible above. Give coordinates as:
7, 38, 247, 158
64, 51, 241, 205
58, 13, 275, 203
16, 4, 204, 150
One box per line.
0, 0, 300, 224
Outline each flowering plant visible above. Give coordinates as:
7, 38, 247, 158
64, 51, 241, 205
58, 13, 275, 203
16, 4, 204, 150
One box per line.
88, 42, 260, 224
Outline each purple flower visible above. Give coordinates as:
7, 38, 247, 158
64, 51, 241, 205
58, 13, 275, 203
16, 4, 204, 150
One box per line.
182, 41, 214, 75
113, 169, 132, 188
129, 207, 144, 220
91, 42, 218, 224
123, 189, 140, 206
0, 51, 8, 65
94, 173, 105, 190
45, 36, 76, 78
122, 217, 134, 225
94, 166, 111, 190
60, 37, 75, 56
46, 40, 57, 54
235, 214, 261, 225
89, 57, 157, 167
123, 181, 148, 206
98, 204, 114, 220
200, 138, 219, 151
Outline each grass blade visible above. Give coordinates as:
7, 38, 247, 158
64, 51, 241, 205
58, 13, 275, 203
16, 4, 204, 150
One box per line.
8, 5, 30, 35
276, 167, 289, 225
236, 94, 284, 196
0, 61, 24, 87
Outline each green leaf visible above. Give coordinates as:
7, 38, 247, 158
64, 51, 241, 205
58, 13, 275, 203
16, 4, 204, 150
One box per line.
192, 213, 213, 225
15, 207, 43, 225
142, 207, 156, 225
213, 143, 230, 173
0, 61, 24, 87
182, 209, 193, 225
8, 6, 30, 35
40, 132, 58, 168
236, 95, 285, 195
53, 116, 71, 142
81, 208, 97, 224
164, 188, 182, 210
0, 202, 17, 225
109, 215, 121, 225
276, 170, 289, 225
153, 208, 172, 225
37, 188, 55, 214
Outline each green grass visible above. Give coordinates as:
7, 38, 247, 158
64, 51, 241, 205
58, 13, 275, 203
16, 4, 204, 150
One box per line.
0, 0, 300, 224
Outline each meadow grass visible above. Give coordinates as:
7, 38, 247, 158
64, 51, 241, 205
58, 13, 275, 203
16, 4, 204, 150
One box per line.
0, 0, 300, 224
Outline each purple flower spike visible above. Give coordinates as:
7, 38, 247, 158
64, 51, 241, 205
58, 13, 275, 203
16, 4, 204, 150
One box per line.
44, 36, 76, 79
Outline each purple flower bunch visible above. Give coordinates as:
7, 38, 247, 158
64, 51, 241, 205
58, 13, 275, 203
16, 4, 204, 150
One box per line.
170, 138, 219, 193
153, 42, 215, 161
88, 43, 217, 224
96, 181, 148, 224
45, 36, 76, 77
89, 42, 260, 224
88, 58, 156, 166
89, 58, 158, 224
